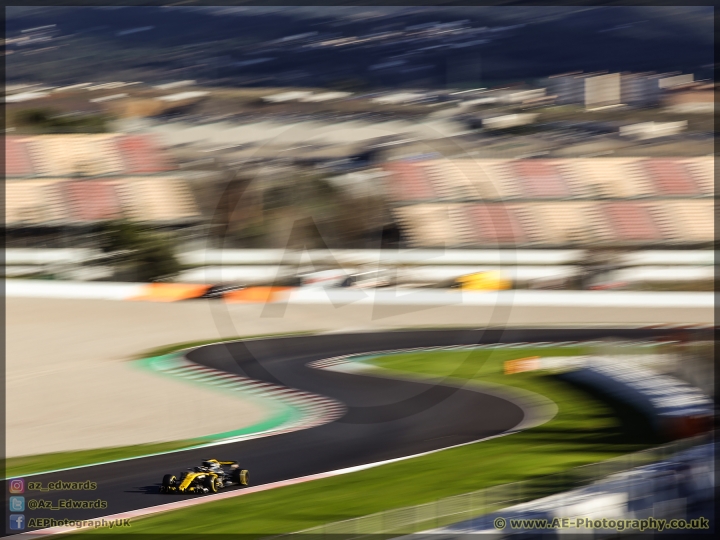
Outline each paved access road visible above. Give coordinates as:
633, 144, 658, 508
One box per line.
7, 328, 692, 534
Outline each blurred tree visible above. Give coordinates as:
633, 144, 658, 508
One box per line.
12, 108, 110, 133
99, 220, 181, 282
132, 234, 182, 283
100, 220, 144, 254
263, 185, 296, 212
228, 221, 268, 249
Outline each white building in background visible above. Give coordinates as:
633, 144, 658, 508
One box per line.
547, 71, 695, 108
546, 72, 585, 105
154, 80, 196, 90
620, 73, 661, 107
89, 93, 128, 103
4, 91, 50, 103
619, 121, 687, 140
664, 85, 714, 114
584, 73, 621, 109
545, 71, 620, 108
371, 92, 429, 105
5, 83, 41, 93
482, 113, 538, 130
299, 92, 353, 102
262, 91, 313, 103
658, 73, 694, 89
621, 72, 694, 107
156, 91, 209, 102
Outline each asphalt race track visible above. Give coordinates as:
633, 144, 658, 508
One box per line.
7, 328, 700, 533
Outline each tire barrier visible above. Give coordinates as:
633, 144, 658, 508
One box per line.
557, 358, 713, 441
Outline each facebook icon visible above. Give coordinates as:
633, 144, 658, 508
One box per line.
9, 514, 25, 530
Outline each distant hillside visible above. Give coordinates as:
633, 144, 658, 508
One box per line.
6, 5, 713, 88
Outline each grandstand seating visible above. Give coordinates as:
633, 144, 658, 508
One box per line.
114, 178, 200, 222
507, 205, 547, 245
26, 135, 126, 177
383, 162, 437, 201
568, 158, 655, 198
62, 180, 125, 222
423, 160, 479, 200
681, 157, 714, 196
643, 159, 702, 196
5, 137, 36, 177
525, 202, 599, 245
380, 156, 712, 247
6, 180, 67, 226
7, 181, 42, 226
435, 200, 697, 247
116, 135, 175, 174
5, 142, 712, 249
649, 203, 680, 242
5, 134, 176, 177
385, 157, 716, 202
599, 202, 665, 242
450, 159, 502, 200
393, 205, 459, 247
446, 204, 475, 245
460, 203, 528, 245
478, 160, 525, 199
510, 160, 573, 198
6, 177, 199, 227
4, 134, 199, 232
660, 201, 714, 243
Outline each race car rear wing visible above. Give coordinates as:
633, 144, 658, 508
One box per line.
203, 459, 238, 466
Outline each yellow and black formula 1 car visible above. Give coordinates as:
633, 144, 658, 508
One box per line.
160, 459, 250, 494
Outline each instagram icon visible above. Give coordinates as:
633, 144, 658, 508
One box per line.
9, 479, 24, 494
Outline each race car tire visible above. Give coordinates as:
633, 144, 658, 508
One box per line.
162, 474, 176, 489
233, 469, 249, 486
205, 476, 220, 493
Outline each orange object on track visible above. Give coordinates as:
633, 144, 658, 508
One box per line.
504, 356, 541, 375
130, 283, 211, 302
224, 287, 293, 303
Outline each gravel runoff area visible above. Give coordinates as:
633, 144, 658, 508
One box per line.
7, 295, 712, 457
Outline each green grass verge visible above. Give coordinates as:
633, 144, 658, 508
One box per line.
75, 345, 657, 537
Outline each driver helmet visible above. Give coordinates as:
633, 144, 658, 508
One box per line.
202, 460, 220, 470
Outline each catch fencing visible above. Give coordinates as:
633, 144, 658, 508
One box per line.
272, 435, 707, 538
